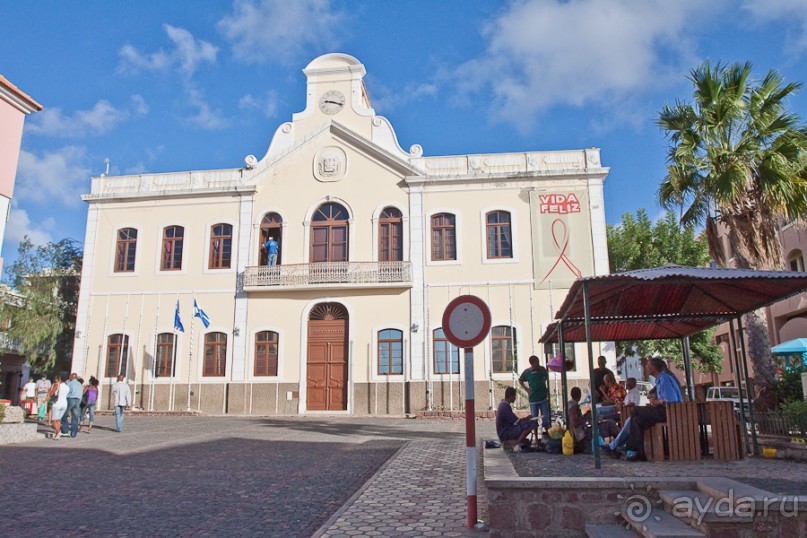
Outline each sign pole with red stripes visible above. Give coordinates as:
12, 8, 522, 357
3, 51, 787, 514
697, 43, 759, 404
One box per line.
442, 295, 491, 528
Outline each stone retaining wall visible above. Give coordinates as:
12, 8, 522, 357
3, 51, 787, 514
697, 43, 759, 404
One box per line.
485, 477, 690, 536
0, 422, 40, 444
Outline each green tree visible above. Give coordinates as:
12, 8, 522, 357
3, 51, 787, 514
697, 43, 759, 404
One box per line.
657, 61, 807, 391
607, 209, 722, 373
0, 238, 82, 373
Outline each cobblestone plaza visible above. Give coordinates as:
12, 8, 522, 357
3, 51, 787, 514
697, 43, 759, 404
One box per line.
1, 416, 495, 537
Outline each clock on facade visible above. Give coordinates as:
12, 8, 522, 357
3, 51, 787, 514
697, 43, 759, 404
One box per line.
319, 90, 345, 115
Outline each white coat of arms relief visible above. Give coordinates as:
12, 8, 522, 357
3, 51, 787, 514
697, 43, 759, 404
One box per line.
314, 147, 347, 182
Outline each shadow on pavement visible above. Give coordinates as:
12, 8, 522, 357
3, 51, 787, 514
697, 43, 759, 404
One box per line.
251, 417, 467, 441
1, 436, 401, 537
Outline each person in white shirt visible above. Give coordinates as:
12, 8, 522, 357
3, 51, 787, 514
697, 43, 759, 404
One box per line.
624, 377, 641, 407
49, 376, 70, 440
23, 377, 37, 399
35, 375, 52, 422
111, 375, 132, 432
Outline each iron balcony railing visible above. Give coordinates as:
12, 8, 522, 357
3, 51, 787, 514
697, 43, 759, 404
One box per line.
243, 261, 412, 290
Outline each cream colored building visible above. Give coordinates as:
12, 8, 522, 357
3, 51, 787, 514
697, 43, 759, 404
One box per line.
72, 54, 611, 415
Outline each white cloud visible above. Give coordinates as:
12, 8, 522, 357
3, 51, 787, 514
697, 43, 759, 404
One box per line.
26, 100, 129, 137
15, 146, 91, 208
118, 24, 218, 76
741, 0, 807, 54
218, 0, 345, 63
239, 91, 279, 118
131, 94, 150, 115
366, 78, 438, 112
5, 206, 55, 246
186, 88, 229, 129
455, 0, 723, 130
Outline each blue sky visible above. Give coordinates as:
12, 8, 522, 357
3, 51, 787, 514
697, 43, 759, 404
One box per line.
2, 0, 807, 273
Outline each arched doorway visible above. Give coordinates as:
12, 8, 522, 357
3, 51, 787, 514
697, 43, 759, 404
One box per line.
307, 302, 349, 411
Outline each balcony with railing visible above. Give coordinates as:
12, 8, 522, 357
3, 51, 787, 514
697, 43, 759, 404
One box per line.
243, 261, 412, 291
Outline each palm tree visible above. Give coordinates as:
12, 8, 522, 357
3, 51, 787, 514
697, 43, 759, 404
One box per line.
657, 61, 807, 394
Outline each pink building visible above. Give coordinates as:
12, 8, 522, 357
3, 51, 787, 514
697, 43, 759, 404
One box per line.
0, 74, 41, 272
0, 74, 40, 403
670, 222, 807, 400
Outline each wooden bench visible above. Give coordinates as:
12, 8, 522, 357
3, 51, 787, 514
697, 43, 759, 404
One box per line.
636, 402, 701, 461
704, 401, 743, 461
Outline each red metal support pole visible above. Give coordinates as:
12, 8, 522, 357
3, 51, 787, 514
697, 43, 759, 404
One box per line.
464, 346, 477, 528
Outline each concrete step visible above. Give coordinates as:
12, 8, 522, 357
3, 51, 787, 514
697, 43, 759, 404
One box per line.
622, 507, 704, 538
585, 523, 637, 537
659, 489, 754, 525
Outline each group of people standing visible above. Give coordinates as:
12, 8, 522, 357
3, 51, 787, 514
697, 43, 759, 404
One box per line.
23, 373, 133, 438
38, 373, 100, 439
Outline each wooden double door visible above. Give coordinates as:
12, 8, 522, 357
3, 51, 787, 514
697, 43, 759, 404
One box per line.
306, 304, 348, 411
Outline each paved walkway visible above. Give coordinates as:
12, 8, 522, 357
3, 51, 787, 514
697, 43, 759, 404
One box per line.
314, 438, 489, 537
1, 415, 495, 537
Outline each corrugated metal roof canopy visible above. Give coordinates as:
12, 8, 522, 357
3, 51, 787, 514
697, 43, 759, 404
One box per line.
540, 265, 807, 343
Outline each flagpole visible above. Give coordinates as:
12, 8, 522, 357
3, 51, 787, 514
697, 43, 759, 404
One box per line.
187, 293, 195, 412
170, 294, 180, 412
120, 293, 130, 377
150, 294, 161, 412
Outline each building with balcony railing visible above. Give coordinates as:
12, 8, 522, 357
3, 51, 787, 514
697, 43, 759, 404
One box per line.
71, 54, 611, 416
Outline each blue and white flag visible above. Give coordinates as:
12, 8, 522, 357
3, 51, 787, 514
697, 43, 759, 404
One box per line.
194, 299, 211, 328
173, 300, 184, 333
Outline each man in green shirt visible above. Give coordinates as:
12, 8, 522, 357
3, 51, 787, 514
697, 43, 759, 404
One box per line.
518, 355, 551, 431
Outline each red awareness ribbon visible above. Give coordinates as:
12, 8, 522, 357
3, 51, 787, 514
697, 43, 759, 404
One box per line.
539, 218, 583, 285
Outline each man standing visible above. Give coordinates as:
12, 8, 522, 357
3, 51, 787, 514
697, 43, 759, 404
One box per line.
265, 236, 279, 266
518, 355, 551, 432
111, 375, 132, 432
35, 374, 51, 421
22, 376, 37, 400
591, 356, 614, 404
61, 373, 83, 437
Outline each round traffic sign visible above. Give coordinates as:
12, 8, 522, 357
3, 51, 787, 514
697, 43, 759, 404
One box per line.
442, 295, 492, 348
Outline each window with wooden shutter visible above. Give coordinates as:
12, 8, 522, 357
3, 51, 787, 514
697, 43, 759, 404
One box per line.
254, 331, 279, 376
106, 334, 129, 377
203, 332, 227, 377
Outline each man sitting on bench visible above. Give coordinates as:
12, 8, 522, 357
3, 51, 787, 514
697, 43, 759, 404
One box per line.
603, 358, 683, 461
496, 386, 535, 449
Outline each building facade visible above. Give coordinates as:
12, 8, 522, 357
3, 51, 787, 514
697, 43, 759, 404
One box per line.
72, 54, 611, 415
668, 222, 807, 400
0, 74, 41, 402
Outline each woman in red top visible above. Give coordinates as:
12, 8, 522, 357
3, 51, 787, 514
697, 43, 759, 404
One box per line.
600, 374, 627, 406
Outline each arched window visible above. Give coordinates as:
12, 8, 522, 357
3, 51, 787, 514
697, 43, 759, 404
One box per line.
431, 213, 456, 261
378, 329, 403, 375
254, 331, 279, 376
106, 334, 129, 377
203, 332, 227, 377
155, 333, 175, 377
115, 228, 137, 272
433, 328, 459, 374
209, 224, 233, 269
161, 226, 184, 271
379, 207, 403, 262
311, 202, 349, 262
491, 325, 516, 373
486, 211, 512, 259
788, 250, 804, 272
259, 213, 283, 266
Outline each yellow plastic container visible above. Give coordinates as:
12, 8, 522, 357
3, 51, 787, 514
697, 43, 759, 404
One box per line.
562, 430, 575, 455
762, 447, 777, 459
